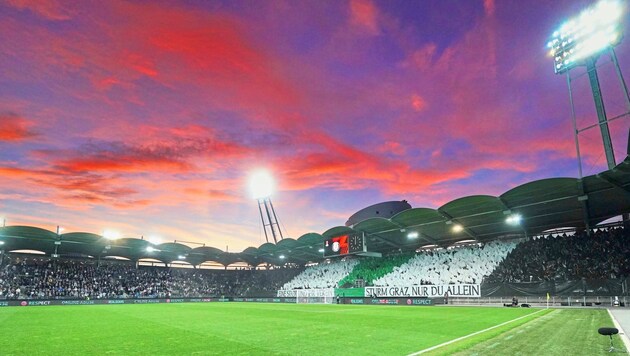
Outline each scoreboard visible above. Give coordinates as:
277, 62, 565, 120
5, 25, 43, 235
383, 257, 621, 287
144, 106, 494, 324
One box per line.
323, 233, 366, 258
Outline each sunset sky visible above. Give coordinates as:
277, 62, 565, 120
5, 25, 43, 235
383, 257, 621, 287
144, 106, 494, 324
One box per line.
1, 0, 629, 251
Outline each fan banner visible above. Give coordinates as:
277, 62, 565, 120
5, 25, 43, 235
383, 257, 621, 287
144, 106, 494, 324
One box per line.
364, 284, 480, 298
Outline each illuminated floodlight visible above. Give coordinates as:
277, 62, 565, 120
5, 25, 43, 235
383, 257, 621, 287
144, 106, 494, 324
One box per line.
248, 170, 274, 199
452, 224, 464, 233
146, 246, 156, 252
506, 214, 522, 225
318, 248, 324, 253
279, 254, 285, 259
103, 230, 120, 240
407, 231, 419, 239
0, 241, 4, 245
178, 255, 186, 260
547, 0, 624, 74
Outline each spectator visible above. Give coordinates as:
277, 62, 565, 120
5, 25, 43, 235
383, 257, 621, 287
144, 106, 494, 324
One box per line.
486, 227, 630, 283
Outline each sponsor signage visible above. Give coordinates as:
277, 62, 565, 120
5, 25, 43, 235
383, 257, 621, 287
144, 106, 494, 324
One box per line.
165, 299, 185, 303
21, 300, 52, 306
408, 298, 432, 305
61, 300, 95, 305
133, 299, 160, 304
277, 288, 335, 298
6, 298, 219, 307
364, 284, 480, 298
188, 298, 215, 303
2, 296, 433, 307
372, 298, 399, 305
342, 298, 433, 306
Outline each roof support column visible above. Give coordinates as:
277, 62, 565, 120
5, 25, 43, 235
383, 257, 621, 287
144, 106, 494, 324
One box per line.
577, 179, 591, 236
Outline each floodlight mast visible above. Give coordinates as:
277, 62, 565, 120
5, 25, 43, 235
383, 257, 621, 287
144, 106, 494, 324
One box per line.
548, 0, 629, 171
257, 197, 284, 244
250, 170, 284, 244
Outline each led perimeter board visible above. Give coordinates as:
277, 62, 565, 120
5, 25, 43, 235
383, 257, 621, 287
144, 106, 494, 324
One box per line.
323, 232, 367, 258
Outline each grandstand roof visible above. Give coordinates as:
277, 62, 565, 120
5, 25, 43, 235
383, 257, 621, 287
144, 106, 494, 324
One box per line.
1, 156, 629, 266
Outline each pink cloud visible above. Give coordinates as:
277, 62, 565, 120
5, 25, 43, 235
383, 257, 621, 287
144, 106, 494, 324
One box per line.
349, 0, 380, 35
411, 94, 427, 112
0, 113, 36, 141
4, 0, 74, 21
483, 0, 496, 17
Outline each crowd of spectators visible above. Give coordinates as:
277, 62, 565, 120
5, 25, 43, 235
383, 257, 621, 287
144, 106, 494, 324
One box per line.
281, 258, 359, 290
338, 253, 413, 287
373, 240, 518, 286
487, 227, 630, 283
0, 256, 302, 300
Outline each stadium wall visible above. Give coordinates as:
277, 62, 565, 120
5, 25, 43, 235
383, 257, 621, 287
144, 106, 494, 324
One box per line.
481, 278, 628, 297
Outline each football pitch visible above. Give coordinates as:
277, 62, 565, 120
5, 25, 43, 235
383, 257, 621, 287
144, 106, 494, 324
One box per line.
0, 303, 626, 355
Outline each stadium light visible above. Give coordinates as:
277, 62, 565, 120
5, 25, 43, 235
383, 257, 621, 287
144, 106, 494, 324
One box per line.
0, 241, 4, 245
407, 231, 419, 239
249, 169, 285, 244
547, 0, 624, 74
177, 255, 186, 260
103, 230, 121, 240
248, 170, 274, 199
279, 254, 285, 259
318, 248, 324, 253
452, 224, 464, 233
506, 214, 522, 225
146, 246, 156, 252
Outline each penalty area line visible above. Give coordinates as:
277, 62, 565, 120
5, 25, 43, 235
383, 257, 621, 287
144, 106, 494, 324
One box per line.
407, 309, 546, 355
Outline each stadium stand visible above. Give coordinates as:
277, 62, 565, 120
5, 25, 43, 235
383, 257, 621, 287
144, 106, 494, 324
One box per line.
373, 240, 518, 286
486, 227, 630, 283
281, 258, 359, 290
1, 227, 629, 300
337, 253, 414, 287
0, 256, 301, 300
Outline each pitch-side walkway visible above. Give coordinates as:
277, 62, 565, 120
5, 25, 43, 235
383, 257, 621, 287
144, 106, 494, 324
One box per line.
608, 308, 630, 352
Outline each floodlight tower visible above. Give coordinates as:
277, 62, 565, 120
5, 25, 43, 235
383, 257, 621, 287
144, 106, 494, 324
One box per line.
249, 170, 284, 244
547, 0, 630, 174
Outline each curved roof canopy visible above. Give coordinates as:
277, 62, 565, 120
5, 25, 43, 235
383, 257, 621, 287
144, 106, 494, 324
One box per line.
1, 157, 629, 266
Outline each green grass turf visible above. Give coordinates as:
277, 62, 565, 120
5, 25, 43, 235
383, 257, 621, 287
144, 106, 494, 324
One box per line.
430, 308, 628, 356
0, 303, 622, 355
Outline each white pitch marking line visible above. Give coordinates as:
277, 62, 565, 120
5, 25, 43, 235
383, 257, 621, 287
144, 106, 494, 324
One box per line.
407, 309, 547, 355
607, 308, 630, 352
